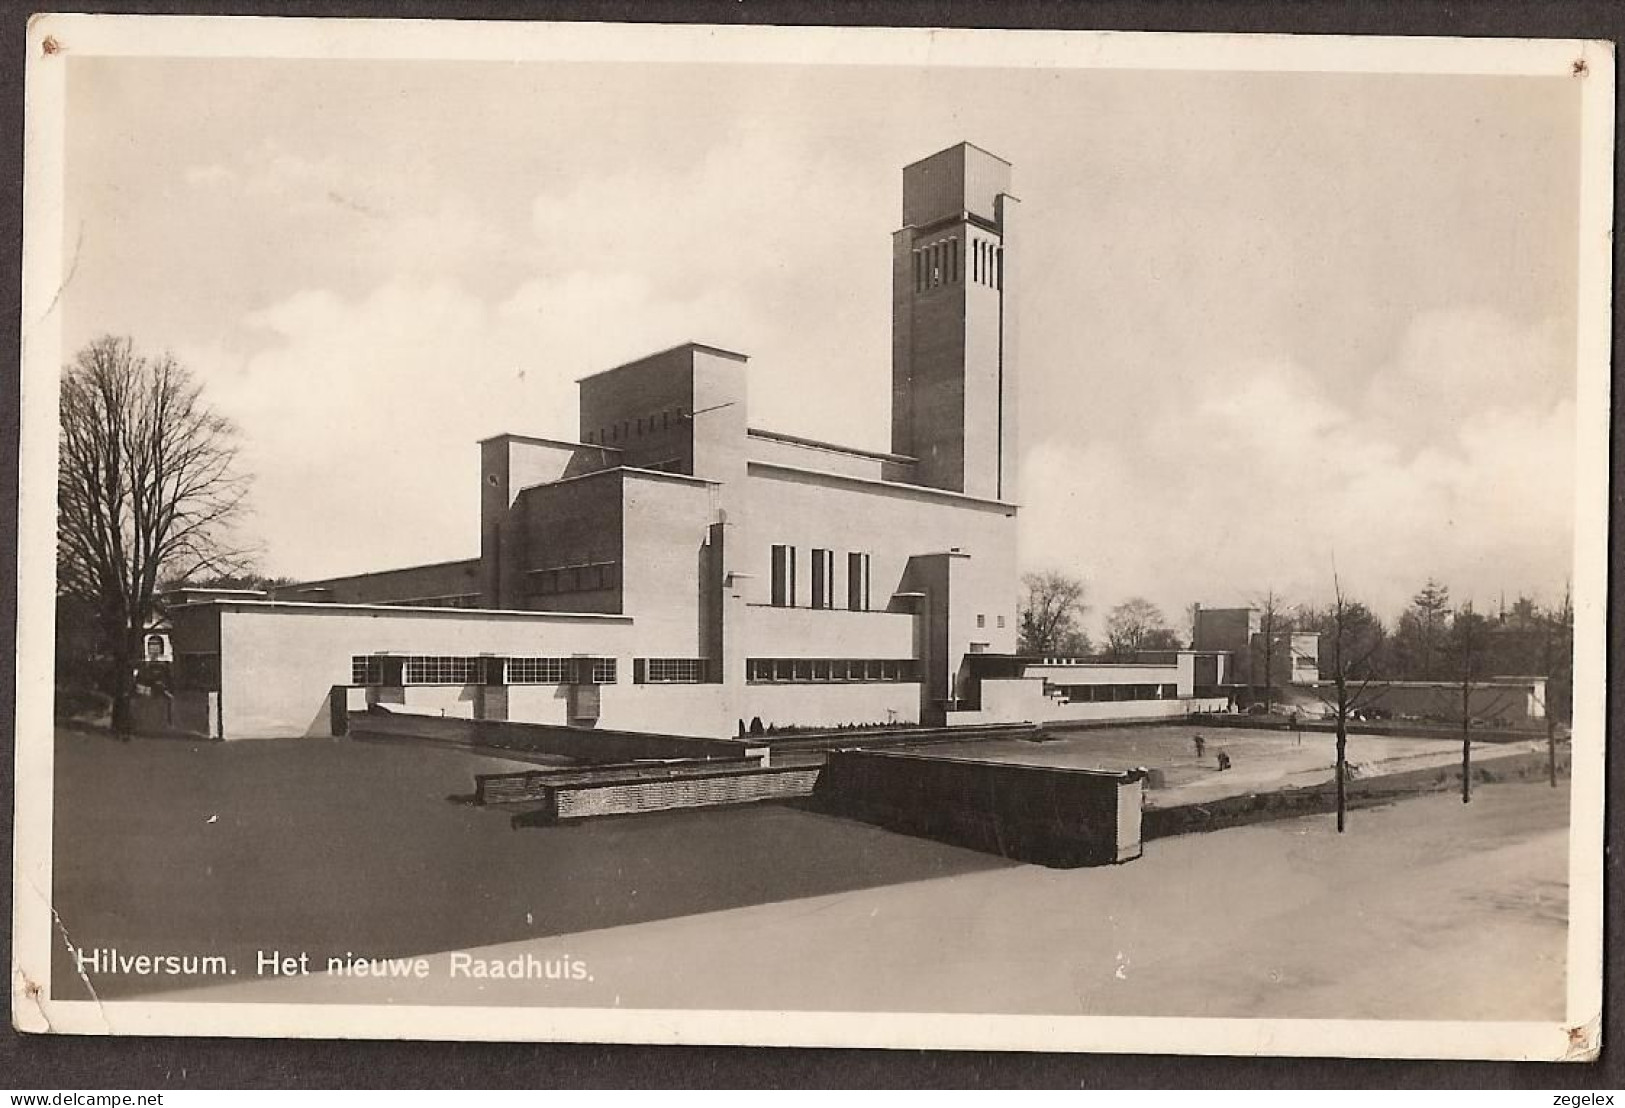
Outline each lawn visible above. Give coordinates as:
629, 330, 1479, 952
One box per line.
47, 728, 1009, 1000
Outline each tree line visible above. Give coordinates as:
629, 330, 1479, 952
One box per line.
1019, 570, 1573, 709
1019, 569, 1575, 828
1017, 572, 1182, 660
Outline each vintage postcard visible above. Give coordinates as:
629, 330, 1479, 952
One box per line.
12, 16, 1612, 1059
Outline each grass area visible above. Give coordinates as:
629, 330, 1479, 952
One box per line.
49, 728, 1009, 1000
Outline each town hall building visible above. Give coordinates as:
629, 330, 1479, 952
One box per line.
167, 144, 1237, 740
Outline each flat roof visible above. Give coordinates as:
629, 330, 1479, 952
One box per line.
902, 141, 1013, 171
573, 341, 751, 385
747, 426, 917, 465
163, 587, 266, 596
168, 598, 635, 622
477, 431, 621, 453
1316, 678, 1544, 688
281, 555, 481, 588
514, 463, 720, 499
747, 459, 1018, 512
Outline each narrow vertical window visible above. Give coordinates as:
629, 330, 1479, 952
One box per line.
847, 552, 870, 611
913, 250, 923, 292
811, 548, 835, 609
771, 545, 792, 607
951, 237, 960, 283
973, 239, 981, 284
996, 246, 1003, 291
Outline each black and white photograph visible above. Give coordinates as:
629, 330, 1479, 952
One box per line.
11, 16, 1612, 1059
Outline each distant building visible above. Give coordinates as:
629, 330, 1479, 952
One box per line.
1191, 605, 1320, 690
167, 145, 1242, 740
1293, 677, 1549, 728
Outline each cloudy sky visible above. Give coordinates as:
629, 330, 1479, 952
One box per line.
60, 52, 1583, 637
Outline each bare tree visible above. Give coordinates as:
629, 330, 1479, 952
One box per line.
1444, 603, 1511, 804
1540, 585, 1574, 788
1018, 570, 1091, 656
57, 336, 251, 734
1105, 597, 1171, 660
1252, 588, 1294, 714
1316, 573, 1386, 833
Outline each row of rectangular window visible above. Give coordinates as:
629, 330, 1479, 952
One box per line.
530, 561, 618, 596
913, 237, 959, 290
971, 237, 1003, 289
746, 658, 919, 683
913, 236, 1003, 292
1050, 683, 1179, 703
770, 546, 870, 610
350, 655, 618, 686
583, 409, 680, 446
632, 657, 708, 684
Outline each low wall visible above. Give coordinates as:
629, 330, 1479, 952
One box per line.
519, 766, 822, 823
743, 682, 922, 731
127, 691, 219, 738
762, 719, 1036, 752
1037, 697, 1227, 724
349, 710, 745, 763
475, 756, 765, 804
1143, 746, 1569, 839
975, 678, 1224, 726
1188, 712, 1545, 744
814, 749, 1145, 868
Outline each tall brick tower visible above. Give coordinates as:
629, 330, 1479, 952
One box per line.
890, 143, 1019, 502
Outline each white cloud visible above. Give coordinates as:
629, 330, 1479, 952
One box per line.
224, 271, 761, 580
1362, 306, 1572, 448
1019, 309, 1575, 633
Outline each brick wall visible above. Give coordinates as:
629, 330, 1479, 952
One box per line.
545, 767, 821, 820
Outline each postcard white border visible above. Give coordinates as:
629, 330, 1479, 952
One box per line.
13, 14, 1613, 1060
